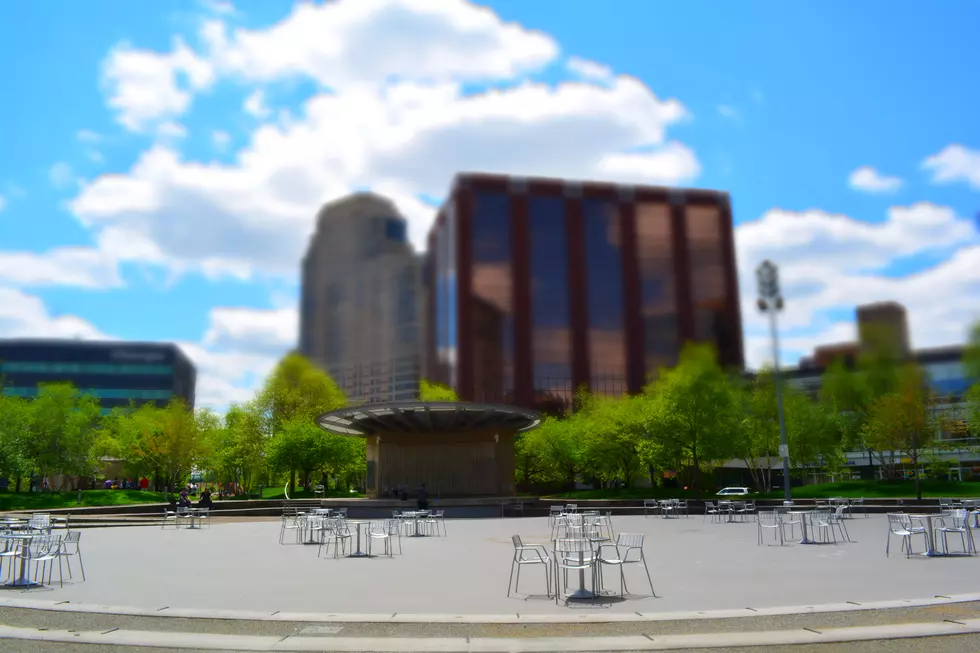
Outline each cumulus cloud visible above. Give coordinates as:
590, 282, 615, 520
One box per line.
0, 247, 122, 289
72, 0, 694, 280
101, 38, 213, 131
22, 0, 975, 409
49, 162, 75, 189
848, 166, 903, 193
243, 90, 269, 118
737, 203, 980, 369
0, 287, 108, 341
566, 56, 612, 82
200, 0, 558, 87
922, 144, 980, 189
203, 306, 297, 352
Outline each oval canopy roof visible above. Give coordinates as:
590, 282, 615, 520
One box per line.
315, 401, 542, 437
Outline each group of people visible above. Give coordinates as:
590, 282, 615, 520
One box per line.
172, 487, 213, 510
103, 477, 150, 490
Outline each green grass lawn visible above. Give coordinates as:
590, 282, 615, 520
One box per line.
547, 480, 980, 501
0, 490, 167, 512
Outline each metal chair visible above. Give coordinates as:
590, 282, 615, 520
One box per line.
757, 510, 784, 546
597, 533, 656, 598
507, 535, 551, 598
885, 513, 927, 558
367, 521, 393, 557
57, 531, 86, 581
936, 509, 976, 555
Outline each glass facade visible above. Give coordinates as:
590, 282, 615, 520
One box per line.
924, 360, 971, 396
0, 341, 193, 409
528, 195, 571, 408
635, 202, 678, 379
433, 204, 458, 387
582, 198, 626, 386
470, 191, 514, 402
685, 205, 729, 346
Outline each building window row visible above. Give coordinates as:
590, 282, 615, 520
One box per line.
0, 362, 174, 375
3, 387, 174, 400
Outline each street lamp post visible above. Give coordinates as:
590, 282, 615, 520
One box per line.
756, 260, 792, 504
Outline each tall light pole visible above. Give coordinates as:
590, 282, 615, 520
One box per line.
756, 260, 792, 503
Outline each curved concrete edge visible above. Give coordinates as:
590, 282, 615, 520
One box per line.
0, 592, 978, 625
1, 620, 979, 651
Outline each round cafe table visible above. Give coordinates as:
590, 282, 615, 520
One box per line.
2, 533, 40, 588
346, 520, 371, 558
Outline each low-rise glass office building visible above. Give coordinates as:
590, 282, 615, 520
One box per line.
0, 339, 196, 412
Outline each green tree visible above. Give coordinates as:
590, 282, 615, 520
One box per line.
0, 395, 33, 489
257, 353, 347, 492
521, 415, 585, 489
963, 321, 980, 382
645, 343, 738, 497
123, 399, 206, 491
203, 401, 268, 496
862, 364, 939, 499
733, 371, 781, 493
578, 393, 646, 489
419, 380, 459, 402
24, 383, 102, 486
265, 417, 333, 490
783, 387, 843, 480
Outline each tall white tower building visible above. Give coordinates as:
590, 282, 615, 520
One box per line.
299, 193, 423, 404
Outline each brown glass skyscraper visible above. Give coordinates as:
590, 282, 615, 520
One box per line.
424, 173, 743, 411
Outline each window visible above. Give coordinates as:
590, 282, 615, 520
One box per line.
635, 202, 678, 378
528, 195, 571, 407
685, 205, 730, 357
470, 191, 514, 402
582, 198, 626, 386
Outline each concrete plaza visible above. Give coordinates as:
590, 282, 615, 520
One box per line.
19, 513, 980, 615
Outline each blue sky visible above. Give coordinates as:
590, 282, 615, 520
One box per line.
0, 0, 978, 409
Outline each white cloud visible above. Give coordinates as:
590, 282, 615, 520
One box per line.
73, 2, 694, 280
718, 105, 740, 121
243, 89, 270, 118
157, 121, 188, 140
737, 202, 980, 369
201, 0, 236, 15
848, 166, 903, 193
0, 195, 6, 213
0, 247, 122, 289
922, 144, 980, 189
566, 56, 612, 82
212, 130, 231, 150
101, 38, 213, 131
77, 130, 101, 143
49, 162, 75, 190
200, 0, 558, 87
176, 340, 279, 410
203, 306, 297, 352
0, 287, 107, 341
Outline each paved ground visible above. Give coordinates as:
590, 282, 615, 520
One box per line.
6, 513, 978, 615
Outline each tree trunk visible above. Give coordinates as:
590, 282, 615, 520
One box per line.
912, 451, 921, 500
648, 463, 656, 488
289, 469, 296, 494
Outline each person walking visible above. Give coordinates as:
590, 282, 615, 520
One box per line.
416, 483, 429, 511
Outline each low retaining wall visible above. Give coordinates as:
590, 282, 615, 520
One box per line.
0, 495, 955, 523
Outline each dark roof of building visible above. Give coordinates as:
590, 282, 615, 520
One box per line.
316, 401, 542, 437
